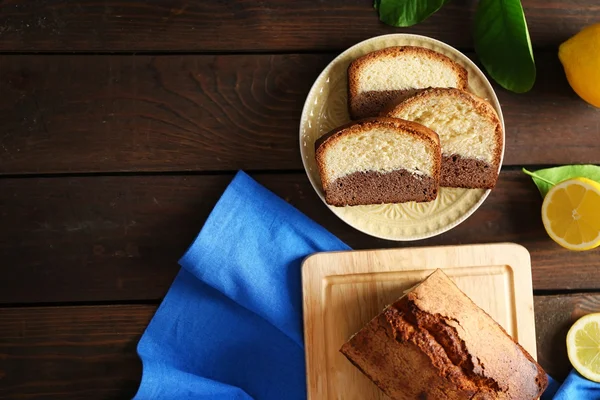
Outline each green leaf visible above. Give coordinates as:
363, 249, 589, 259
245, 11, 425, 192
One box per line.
474, 0, 536, 93
523, 165, 600, 198
377, 0, 449, 27
374, 0, 381, 10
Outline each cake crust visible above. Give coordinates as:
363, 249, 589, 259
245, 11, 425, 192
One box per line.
340, 269, 548, 400
348, 46, 469, 119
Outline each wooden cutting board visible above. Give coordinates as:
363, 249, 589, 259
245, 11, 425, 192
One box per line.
301, 243, 536, 400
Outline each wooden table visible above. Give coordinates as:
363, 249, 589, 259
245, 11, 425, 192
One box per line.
0, 1, 599, 398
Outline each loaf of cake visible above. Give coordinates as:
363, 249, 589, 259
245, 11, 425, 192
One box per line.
315, 117, 441, 206
384, 88, 503, 189
348, 46, 468, 120
340, 269, 548, 399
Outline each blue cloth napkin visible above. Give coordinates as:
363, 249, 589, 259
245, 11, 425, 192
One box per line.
133, 171, 599, 399
543, 370, 600, 399
133, 171, 349, 399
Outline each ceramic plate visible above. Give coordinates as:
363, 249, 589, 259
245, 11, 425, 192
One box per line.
299, 34, 505, 241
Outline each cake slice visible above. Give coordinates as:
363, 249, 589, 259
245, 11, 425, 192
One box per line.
340, 269, 548, 400
384, 87, 503, 189
348, 46, 468, 119
315, 117, 441, 206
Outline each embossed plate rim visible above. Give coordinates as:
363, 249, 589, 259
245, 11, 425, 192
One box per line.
299, 33, 505, 241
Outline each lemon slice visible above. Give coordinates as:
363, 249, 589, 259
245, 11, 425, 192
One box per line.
541, 177, 600, 251
567, 313, 600, 382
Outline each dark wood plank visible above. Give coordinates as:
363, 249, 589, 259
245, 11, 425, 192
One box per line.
0, 305, 151, 399
1, 52, 599, 175
0, 295, 595, 398
0, 54, 326, 174
535, 294, 600, 380
0, 175, 227, 303
495, 51, 600, 166
0, 0, 597, 52
1, 170, 600, 304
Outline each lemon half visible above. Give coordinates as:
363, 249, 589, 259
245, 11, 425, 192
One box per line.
567, 313, 600, 382
541, 177, 600, 251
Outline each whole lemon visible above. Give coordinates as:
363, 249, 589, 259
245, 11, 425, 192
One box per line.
559, 23, 600, 108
